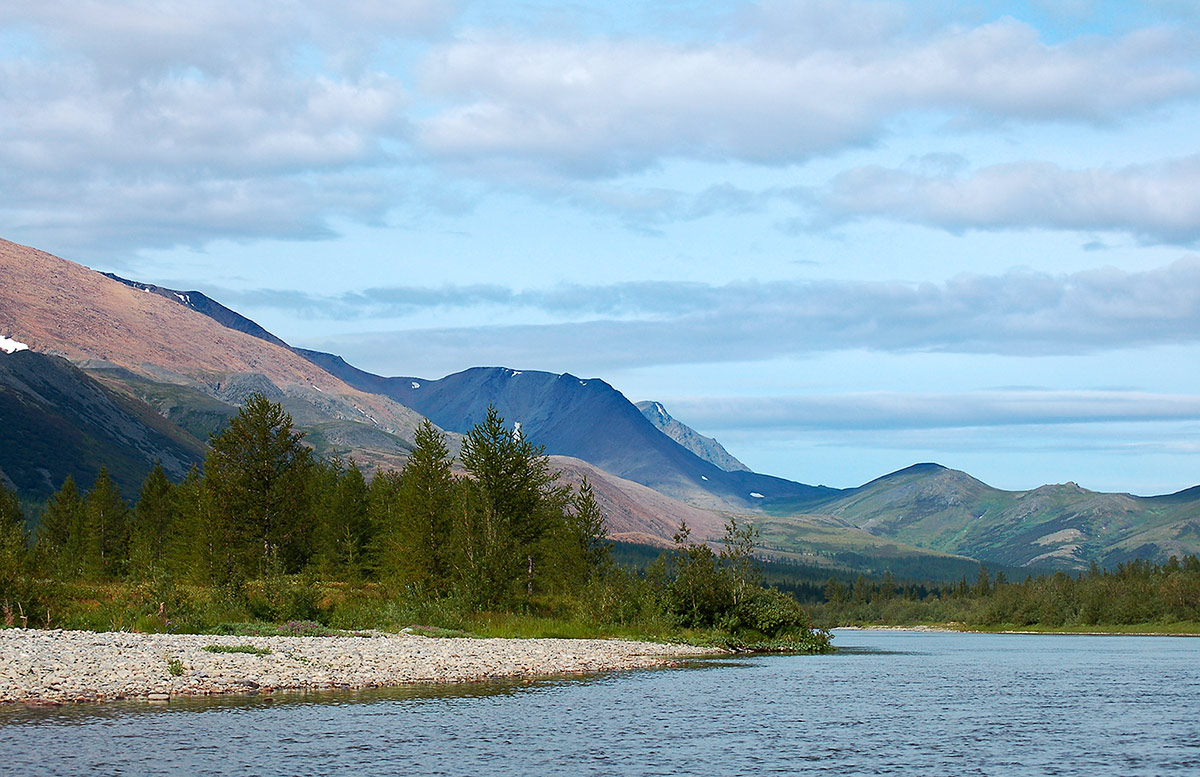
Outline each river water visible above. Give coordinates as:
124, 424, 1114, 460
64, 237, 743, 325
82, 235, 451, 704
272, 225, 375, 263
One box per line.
2, 630, 1199, 776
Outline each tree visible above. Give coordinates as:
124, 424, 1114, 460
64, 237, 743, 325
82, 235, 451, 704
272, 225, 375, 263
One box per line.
384, 420, 457, 589
83, 466, 129, 580
0, 481, 28, 597
36, 475, 84, 579
460, 406, 568, 602
204, 394, 314, 579
718, 516, 760, 610
664, 520, 730, 628
570, 476, 611, 575
129, 463, 175, 580
309, 459, 372, 581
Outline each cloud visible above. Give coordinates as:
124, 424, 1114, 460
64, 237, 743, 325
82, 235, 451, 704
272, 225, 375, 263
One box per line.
2, 2, 1198, 252
0, 1, 429, 252
662, 390, 1200, 432
809, 155, 1200, 245
416, 18, 1199, 176
286, 258, 1200, 374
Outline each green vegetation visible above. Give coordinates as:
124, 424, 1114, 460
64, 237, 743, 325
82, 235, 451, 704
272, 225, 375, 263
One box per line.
203, 644, 272, 656
167, 658, 184, 676
0, 395, 828, 652
810, 558, 1200, 633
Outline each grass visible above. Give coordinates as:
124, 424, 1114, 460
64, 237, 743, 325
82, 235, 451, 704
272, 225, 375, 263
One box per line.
167, 658, 184, 676
203, 644, 273, 656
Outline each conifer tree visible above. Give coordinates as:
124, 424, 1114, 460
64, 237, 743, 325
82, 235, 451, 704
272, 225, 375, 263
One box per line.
389, 420, 456, 589
460, 406, 568, 601
84, 466, 129, 580
36, 475, 84, 579
332, 462, 371, 580
571, 477, 610, 573
309, 460, 371, 580
168, 466, 215, 584
129, 463, 175, 580
204, 394, 314, 579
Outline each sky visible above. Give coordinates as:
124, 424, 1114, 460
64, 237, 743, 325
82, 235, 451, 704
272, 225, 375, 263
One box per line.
2, 0, 1199, 495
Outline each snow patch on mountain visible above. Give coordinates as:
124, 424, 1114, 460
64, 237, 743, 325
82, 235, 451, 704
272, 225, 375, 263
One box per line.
0, 335, 29, 354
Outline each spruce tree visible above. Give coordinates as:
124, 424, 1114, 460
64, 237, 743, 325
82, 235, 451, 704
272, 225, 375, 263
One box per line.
84, 466, 129, 580
168, 466, 214, 584
37, 475, 84, 579
571, 476, 611, 575
332, 462, 371, 580
460, 406, 567, 602
309, 460, 371, 581
204, 394, 314, 579
389, 420, 456, 590
129, 463, 175, 580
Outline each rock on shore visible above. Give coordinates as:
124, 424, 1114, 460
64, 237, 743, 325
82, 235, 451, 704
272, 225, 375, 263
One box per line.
0, 629, 719, 704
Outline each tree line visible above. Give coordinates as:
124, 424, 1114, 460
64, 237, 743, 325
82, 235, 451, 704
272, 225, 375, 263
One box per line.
810, 558, 1200, 629
2, 396, 605, 608
0, 395, 827, 649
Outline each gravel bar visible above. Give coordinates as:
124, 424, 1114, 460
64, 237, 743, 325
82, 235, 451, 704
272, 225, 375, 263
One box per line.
0, 629, 722, 704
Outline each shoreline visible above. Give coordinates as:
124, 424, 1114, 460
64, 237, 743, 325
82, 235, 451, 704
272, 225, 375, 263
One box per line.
0, 629, 722, 705
834, 625, 1200, 637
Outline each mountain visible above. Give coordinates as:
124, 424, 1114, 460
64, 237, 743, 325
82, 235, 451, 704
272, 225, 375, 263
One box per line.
6, 235, 1200, 574
101, 273, 288, 348
295, 352, 836, 511
0, 349, 205, 499
771, 463, 1200, 570
636, 401, 749, 472
0, 238, 429, 476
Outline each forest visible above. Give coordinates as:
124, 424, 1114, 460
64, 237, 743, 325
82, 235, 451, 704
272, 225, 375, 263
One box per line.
809, 559, 1200, 632
0, 395, 828, 651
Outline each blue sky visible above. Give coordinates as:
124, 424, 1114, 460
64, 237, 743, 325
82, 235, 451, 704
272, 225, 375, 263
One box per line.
2, 1, 1199, 494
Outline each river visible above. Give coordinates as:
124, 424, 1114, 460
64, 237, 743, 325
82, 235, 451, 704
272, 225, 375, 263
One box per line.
2, 629, 1198, 775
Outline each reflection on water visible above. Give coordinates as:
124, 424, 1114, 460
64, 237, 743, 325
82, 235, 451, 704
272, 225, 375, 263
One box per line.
3, 631, 1200, 776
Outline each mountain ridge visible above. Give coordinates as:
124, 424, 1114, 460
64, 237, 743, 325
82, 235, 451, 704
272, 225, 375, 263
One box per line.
636, 400, 750, 473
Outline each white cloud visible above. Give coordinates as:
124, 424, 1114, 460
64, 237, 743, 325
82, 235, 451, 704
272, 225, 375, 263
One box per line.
813, 155, 1200, 245
0, 1, 425, 252
416, 19, 1199, 176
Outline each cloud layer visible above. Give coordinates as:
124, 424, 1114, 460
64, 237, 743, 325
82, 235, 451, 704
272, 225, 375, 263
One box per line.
289, 258, 1200, 374
2, 2, 1198, 251
811, 156, 1200, 245
418, 20, 1199, 175
665, 390, 1200, 433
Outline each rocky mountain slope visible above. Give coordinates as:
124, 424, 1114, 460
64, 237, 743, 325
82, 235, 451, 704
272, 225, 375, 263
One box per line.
636, 401, 749, 472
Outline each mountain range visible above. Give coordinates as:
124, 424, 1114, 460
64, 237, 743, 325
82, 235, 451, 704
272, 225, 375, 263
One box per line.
3, 236, 1199, 574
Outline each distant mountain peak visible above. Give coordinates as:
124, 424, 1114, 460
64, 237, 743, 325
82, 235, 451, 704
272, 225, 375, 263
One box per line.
635, 400, 750, 473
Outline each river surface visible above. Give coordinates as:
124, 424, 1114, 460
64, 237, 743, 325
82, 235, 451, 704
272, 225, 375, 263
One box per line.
2, 629, 1199, 775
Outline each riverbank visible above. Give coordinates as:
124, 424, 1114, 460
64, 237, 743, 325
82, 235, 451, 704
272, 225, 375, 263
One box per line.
0, 629, 722, 705
834, 623, 1200, 636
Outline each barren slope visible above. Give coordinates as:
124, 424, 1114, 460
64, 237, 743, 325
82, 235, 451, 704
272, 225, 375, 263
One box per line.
0, 238, 428, 468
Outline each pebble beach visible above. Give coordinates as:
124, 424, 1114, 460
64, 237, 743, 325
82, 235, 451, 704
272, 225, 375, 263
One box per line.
0, 629, 720, 705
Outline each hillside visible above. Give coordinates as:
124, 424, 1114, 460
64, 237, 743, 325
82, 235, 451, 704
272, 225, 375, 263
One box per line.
636, 400, 749, 472
0, 238, 429, 476
776, 463, 1200, 569
0, 350, 205, 499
